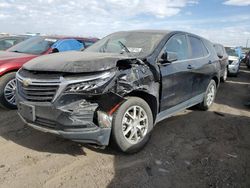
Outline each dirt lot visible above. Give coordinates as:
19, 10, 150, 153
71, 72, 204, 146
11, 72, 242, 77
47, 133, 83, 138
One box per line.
0, 65, 249, 188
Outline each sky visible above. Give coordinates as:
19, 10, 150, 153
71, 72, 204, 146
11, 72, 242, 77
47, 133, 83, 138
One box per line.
0, 0, 250, 47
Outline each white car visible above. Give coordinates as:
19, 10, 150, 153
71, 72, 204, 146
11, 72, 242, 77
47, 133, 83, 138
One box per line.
225, 47, 240, 76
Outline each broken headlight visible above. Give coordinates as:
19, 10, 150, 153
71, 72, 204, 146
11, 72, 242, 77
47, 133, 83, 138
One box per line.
64, 71, 116, 94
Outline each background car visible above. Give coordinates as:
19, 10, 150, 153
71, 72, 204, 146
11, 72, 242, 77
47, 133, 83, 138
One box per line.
214, 43, 229, 82
0, 36, 98, 109
0, 35, 29, 51
244, 50, 250, 68
225, 47, 240, 76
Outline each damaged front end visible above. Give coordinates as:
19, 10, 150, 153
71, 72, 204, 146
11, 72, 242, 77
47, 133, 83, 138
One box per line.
16, 58, 157, 146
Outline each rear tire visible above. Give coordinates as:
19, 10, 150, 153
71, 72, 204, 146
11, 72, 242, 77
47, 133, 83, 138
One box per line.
221, 67, 228, 83
0, 72, 17, 109
111, 97, 153, 153
198, 80, 217, 111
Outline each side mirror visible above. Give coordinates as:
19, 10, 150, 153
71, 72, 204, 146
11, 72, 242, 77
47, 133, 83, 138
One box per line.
160, 52, 178, 63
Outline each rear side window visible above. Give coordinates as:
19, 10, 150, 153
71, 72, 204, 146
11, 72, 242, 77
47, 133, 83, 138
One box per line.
189, 36, 208, 58
165, 34, 189, 61
214, 44, 224, 56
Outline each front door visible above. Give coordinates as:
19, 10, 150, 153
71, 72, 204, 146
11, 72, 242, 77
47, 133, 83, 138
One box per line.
159, 34, 193, 111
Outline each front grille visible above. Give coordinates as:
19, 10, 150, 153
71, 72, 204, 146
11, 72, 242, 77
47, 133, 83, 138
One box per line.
17, 76, 60, 102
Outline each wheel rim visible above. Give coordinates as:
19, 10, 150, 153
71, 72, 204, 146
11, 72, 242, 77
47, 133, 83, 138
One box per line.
223, 68, 227, 80
122, 105, 148, 144
206, 84, 215, 106
4, 79, 16, 106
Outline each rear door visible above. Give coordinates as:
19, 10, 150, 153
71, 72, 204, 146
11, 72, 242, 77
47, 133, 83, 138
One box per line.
159, 34, 193, 111
187, 36, 212, 97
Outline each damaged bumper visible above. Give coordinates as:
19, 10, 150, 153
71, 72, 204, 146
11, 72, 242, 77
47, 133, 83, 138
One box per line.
17, 98, 112, 145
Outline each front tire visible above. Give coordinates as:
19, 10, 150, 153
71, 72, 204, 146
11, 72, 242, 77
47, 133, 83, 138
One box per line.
198, 80, 217, 111
0, 72, 17, 109
111, 97, 153, 153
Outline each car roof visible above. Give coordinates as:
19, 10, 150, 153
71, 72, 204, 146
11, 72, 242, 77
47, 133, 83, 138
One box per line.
40, 35, 99, 41
112, 30, 208, 40
114, 30, 171, 35
0, 35, 28, 39
213, 43, 225, 47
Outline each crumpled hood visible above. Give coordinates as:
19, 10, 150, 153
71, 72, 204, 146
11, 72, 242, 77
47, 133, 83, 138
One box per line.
23, 51, 133, 73
0, 51, 36, 65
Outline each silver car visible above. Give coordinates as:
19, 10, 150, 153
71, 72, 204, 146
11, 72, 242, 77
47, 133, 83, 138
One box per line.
225, 47, 240, 76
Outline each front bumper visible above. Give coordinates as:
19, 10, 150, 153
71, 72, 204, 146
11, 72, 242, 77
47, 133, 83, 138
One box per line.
17, 98, 111, 146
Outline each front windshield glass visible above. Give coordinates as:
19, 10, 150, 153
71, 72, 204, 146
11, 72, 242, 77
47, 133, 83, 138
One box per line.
85, 32, 165, 57
7, 36, 57, 55
225, 47, 237, 57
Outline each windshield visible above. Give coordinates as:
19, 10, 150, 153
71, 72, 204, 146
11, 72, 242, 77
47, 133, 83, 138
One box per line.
7, 36, 57, 55
85, 32, 165, 57
225, 47, 237, 57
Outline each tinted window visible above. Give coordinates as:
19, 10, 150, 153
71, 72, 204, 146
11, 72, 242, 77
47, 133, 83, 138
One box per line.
214, 44, 224, 57
165, 34, 189, 60
189, 36, 208, 58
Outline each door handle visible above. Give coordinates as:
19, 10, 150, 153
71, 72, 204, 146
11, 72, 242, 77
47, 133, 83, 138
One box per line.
187, 64, 193, 69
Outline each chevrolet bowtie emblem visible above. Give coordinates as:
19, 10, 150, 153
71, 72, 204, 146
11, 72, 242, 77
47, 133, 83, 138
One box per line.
23, 79, 31, 87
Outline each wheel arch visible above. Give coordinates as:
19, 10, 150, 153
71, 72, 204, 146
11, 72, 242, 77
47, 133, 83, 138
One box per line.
211, 75, 219, 87
126, 90, 158, 123
0, 69, 18, 77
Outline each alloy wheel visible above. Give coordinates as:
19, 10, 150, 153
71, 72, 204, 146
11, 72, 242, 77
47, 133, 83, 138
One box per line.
206, 84, 216, 107
122, 105, 148, 144
4, 79, 16, 106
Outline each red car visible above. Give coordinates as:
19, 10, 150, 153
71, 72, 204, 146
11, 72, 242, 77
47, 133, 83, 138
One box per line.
0, 36, 98, 109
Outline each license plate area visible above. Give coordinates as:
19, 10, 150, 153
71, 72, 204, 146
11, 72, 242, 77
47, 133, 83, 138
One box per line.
19, 102, 36, 122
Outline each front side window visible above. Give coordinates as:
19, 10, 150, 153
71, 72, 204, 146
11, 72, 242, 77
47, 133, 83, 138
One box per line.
189, 36, 208, 58
164, 34, 189, 61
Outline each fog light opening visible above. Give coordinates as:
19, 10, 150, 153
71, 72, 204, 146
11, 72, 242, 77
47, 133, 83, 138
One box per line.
97, 111, 112, 128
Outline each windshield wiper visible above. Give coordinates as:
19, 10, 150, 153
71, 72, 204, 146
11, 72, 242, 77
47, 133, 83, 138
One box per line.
118, 41, 130, 54
11, 50, 22, 53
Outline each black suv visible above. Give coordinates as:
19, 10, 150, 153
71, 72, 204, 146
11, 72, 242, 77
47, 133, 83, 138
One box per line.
213, 43, 229, 82
16, 30, 220, 153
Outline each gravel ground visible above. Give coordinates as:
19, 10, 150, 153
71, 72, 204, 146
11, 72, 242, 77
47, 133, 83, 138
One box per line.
0, 65, 249, 188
